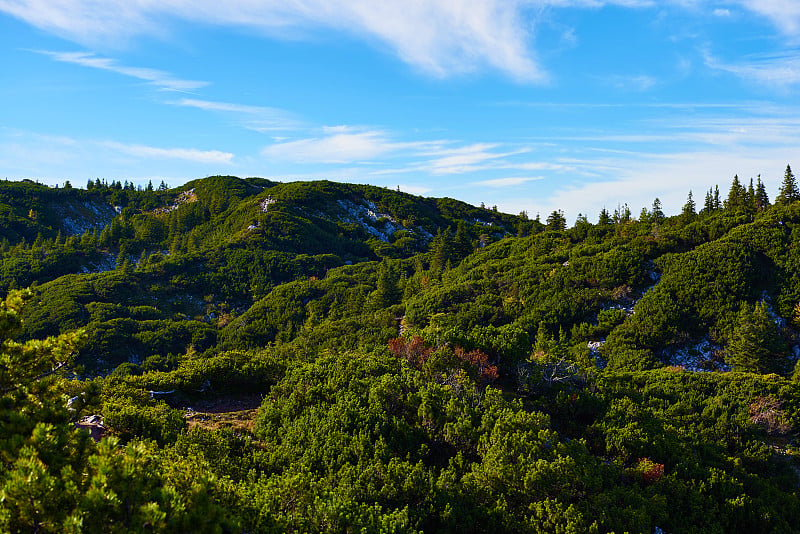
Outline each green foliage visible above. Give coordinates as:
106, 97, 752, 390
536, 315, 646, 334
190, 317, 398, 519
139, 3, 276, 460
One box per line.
726, 301, 790, 374
5, 174, 800, 531
0, 290, 233, 532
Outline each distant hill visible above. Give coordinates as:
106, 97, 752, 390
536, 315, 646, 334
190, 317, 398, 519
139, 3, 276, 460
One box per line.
4, 172, 800, 532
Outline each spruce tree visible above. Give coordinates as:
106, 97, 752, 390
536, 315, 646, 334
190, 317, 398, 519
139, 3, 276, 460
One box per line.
703, 189, 714, 213
755, 176, 770, 211
651, 198, 664, 223
682, 190, 696, 217
546, 210, 566, 231
725, 175, 746, 212
777, 164, 799, 204
453, 220, 472, 260
727, 301, 788, 374
373, 259, 401, 309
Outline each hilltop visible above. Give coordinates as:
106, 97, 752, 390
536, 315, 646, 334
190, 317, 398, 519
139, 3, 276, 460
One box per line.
2, 170, 800, 532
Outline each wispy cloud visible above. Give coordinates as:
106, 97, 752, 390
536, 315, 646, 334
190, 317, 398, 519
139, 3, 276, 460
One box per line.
474, 176, 544, 187
734, 0, 800, 38
35, 50, 207, 91
103, 142, 234, 164
4, 1, 550, 82
173, 98, 300, 131
601, 74, 658, 92
262, 130, 401, 163
421, 143, 531, 175
0, 128, 235, 180
704, 50, 800, 89
6, 1, 800, 83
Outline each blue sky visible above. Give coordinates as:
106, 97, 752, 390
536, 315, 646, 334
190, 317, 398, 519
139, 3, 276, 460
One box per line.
2, 1, 800, 221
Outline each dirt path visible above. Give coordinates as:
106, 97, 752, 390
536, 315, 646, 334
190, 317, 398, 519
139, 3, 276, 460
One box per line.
182, 393, 263, 432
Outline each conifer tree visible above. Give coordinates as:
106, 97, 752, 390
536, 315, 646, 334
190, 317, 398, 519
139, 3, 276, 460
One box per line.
372, 259, 401, 309
682, 190, 696, 217
546, 210, 567, 231
725, 175, 746, 212
755, 176, 770, 211
727, 301, 788, 374
703, 189, 714, 214
777, 164, 799, 204
453, 220, 472, 259
651, 198, 664, 223
430, 227, 453, 271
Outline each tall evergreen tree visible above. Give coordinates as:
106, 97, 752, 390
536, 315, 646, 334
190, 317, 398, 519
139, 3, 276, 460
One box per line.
546, 210, 566, 231
703, 189, 715, 213
651, 198, 664, 223
725, 175, 746, 212
755, 176, 770, 211
727, 301, 789, 374
682, 190, 696, 218
453, 220, 472, 259
776, 164, 799, 205
372, 259, 401, 309
430, 227, 453, 271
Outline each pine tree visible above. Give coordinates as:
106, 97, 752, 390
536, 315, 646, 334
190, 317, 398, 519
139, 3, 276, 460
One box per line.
453, 220, 472, 259
682, 190, 696, 217
755, 176, 770, 211
651, 198, 664, 223
598, 208, 611, 226
725, 175, 746, 212
430, 227, 453, 271
546, 210, 566, 231
777, 164, 799, 204
372, 259, 401, 309
703, 189, 714, 214
727, 301, 788, 374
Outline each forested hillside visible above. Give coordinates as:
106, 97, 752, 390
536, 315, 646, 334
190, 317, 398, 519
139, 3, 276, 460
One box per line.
2, 169, 800, 532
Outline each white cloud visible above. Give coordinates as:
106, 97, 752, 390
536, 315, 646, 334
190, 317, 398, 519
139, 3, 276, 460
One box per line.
175, 99, 275, 115
704, 50, 800, 89
474, 176, 544, 187
173, 98, 300, 131
6, 1, 800, 83
3, 0, 549, 82
36, 50, 207, 91
262, 131, 398, 163
734, 0, 800, 37
0, 128, 236, 180
421, 143, 531, 175
601, 74, 658, 91
103, 142, 234, 164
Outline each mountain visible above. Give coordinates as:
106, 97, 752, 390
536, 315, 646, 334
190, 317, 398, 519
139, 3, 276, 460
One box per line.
1, 174, 800, 532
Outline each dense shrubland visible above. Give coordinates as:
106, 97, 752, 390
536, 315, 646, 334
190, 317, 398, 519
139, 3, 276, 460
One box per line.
2, 169, 800, 532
